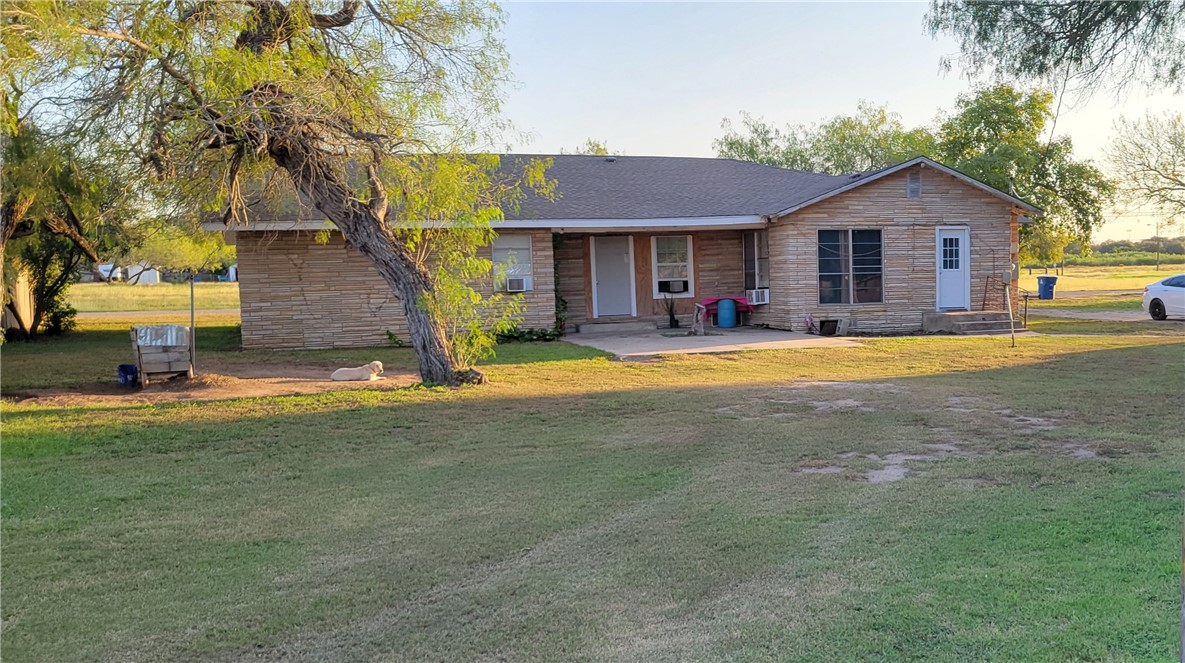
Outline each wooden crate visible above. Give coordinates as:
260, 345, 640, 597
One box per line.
130, 327, 194, 385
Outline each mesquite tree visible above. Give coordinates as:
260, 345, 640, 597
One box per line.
927, 1, 1185, 95
3, 0, 534, 385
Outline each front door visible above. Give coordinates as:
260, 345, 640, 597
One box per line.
592, 235, 635, 317
936, 227, 970, 310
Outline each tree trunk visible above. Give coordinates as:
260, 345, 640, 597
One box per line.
266, 141, 477, 386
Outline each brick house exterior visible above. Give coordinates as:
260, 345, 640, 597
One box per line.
223, 156, 1035, 350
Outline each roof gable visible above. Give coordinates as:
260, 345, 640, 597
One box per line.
772, 156, 1040, 217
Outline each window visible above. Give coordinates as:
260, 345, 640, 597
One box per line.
941, 236, 960, 270
907, 171, 921, 198
1163, 276, 1185, 287
817, 229, 883, 304
652, 235, 694, 297
743, 230, 770, 290
492, 234, 533, 291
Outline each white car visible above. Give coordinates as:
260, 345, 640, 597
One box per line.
1142, 274, 1185, 320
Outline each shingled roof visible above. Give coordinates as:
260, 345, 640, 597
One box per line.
210, 154, 1037, 232
500, 154, 849, 220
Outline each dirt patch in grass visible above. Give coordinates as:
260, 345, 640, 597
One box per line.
5, 361, 420, 406
1062, 443, 1104, 460
798, 465, 846, 474
807, 398, 874, 412
991, 408, 1059, 433
860, 445, 983, 483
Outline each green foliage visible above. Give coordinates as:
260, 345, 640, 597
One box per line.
1019, 223, 1073, 266
385, 330, 406, 347
3, 0, 538, 382
495, 326, 562, 343
126, 221, 236, 273
935, 86, 1115, 244
1092, 236, 1185, 256
9, 227, 82, 337
716, 85, 1115, 243
2, 103, 139, 336
926, 0, 1185, 94
714, 103, 937, 173
560, 139, 615, 156
1043, 252, 1185, 268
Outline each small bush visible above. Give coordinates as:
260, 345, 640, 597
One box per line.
43, 300, 77, 336
496, 326, 562, 343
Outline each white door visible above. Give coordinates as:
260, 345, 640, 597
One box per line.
592, 236, 635, 317
936, 227, 970, 310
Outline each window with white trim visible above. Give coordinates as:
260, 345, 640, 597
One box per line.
492, 234, 533, 291
743, 230, 769, 290
652, 235, 694, 297
818, 229, 883, 304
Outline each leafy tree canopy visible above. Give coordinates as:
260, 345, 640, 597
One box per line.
3, 0, 548, 384
716, 85, 1116, 245
714, 102, 935, 173
927, 0, 1185, 95
127, 221, 236, 274
2, 95, 139, 337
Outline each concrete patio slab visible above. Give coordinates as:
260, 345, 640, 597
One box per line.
565, 327, 860, 357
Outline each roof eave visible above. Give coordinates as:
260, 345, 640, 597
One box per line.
205, 214, 769, 234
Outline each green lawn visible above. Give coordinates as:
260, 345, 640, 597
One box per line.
1024, 293, 1143, 312
1019, 263, 1185, 294
1025, 316, 1183, 336
68, 282, 240, 311
3, 322, 1183, 661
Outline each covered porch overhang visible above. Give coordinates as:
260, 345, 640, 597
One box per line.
203, 214, 770, 234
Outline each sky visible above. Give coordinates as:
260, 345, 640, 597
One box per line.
497, 2, 1183, 241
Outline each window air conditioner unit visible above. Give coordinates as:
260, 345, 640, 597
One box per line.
746, 288, 770, 306
505, 278, 528, 293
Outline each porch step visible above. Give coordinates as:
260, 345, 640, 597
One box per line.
575, 320, 658, 334
951, 319, 1025, 335
923, 310, 1014, 333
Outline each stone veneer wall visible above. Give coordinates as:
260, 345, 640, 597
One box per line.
762, 164, 1020, 332
235, 229, 555, 349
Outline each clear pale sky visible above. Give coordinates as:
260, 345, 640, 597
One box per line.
497, 2, 1183, 241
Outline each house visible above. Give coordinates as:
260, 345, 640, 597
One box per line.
212, 155, 1037, 350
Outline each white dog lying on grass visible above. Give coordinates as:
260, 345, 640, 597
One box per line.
330, 361, 384, 381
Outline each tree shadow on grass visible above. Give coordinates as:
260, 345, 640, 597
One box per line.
2, 343, 1182, 662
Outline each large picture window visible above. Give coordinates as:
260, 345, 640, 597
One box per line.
492, 234, 533, 291
743, 230, 769, 290
818, 229, 883, 304
652, 235, 694, 297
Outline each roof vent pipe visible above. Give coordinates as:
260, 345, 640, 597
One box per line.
604, 157, 617, 162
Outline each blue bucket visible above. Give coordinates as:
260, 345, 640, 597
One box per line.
1036, 275, 1058, 300
117, 364, 139, 387
717, 298, 738, 328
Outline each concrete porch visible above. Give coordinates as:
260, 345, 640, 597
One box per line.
564, 326, 859, 358
922, 311, 1025, 335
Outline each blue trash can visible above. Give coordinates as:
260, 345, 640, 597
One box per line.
1036, 275, 1058, 300
117, 364, 139, 387
717, 298, 738, 328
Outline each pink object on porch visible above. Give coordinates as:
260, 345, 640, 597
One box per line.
700, 296, 754, 324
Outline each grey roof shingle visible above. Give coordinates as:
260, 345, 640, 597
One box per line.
499, 154, 849, 220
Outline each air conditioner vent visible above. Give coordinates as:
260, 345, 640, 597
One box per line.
505, 278, 528, 293
746, 288, 770, 306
